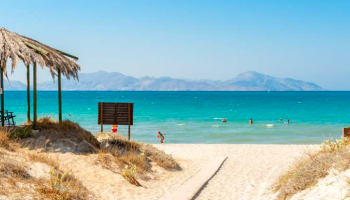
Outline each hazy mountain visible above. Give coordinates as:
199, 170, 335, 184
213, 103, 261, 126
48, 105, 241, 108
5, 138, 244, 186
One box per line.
224, 71, 323, 91
4, 80, 27, 90
37, 71, 139, 91
6, 71, 324, 91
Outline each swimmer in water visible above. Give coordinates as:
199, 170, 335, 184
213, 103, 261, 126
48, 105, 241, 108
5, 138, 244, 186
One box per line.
222, 118, 227, 123
286, 119, 290, 124
279, 118, 283, 122
249, 118, 253, 125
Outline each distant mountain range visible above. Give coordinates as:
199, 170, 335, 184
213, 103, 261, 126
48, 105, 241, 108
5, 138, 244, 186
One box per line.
4, 71, 324, 91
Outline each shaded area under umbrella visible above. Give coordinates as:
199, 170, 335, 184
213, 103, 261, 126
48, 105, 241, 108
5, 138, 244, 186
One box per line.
0, 28, 80, 127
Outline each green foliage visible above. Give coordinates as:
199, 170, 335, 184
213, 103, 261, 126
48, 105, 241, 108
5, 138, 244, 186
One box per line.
8, 126, 32, 139
320, 137, 350, 153
49, 168, 71, 197
338, 137, 350, 147
0, 130, 11, 149
122, 165, 141, 187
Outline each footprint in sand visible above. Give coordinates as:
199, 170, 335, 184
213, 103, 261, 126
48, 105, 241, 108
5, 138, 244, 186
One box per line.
242, 166, 278, 200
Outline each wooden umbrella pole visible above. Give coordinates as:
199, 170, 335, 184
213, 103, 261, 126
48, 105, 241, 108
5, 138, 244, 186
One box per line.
128, 103, 131, 140
100, 103, 104, 132
33, 63, 37, 128
0, 66, 4, 127
58, 69, 62, 123
26, 64, 30, 122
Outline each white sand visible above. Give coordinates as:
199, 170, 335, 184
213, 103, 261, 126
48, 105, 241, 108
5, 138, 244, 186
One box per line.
33, 144, 319, 200
155, 144, 317, 200
50, 151, 203, 200
291, 168, 350, 200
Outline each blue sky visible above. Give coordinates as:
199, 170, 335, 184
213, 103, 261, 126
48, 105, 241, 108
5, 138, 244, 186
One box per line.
1, 0, 350, 90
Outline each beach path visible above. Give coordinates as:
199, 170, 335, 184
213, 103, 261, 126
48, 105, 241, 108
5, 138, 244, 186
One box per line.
161, 156, 227, 200
156, 144, 316, 200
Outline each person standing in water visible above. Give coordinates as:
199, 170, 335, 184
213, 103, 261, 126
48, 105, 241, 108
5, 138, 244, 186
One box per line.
286, 119, 290, 124
222, 118, 227, 123
249, 118, 253, 125
111, 125, 118, 133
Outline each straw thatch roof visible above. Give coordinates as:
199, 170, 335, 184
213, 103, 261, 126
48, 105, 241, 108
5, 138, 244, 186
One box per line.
0, 28, 80, 79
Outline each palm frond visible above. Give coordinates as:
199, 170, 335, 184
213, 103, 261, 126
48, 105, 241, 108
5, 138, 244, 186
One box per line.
0, 28, 80, 80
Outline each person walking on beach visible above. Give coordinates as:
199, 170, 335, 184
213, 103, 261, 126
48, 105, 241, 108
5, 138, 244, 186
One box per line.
249, 118, 253, 125
157, 131, 166, 144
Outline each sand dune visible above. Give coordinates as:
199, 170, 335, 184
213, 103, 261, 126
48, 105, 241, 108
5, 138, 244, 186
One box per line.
48, 152, 203, 200
1, 142, 328, 200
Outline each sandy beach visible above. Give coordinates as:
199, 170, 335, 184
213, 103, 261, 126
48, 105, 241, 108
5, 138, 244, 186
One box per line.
156, 144, 317, 200
1, 123, 345, 200
0, 2, 348, 200
35, 144, 315, 200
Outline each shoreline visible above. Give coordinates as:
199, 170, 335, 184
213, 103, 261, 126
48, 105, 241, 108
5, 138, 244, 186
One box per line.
3, 91, 348, 145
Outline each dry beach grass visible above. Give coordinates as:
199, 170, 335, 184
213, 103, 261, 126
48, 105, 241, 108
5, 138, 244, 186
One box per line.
0, 123, 93, 200
273, 137, 350, 200
2, 118, 350, 200
0, 118, 184, 200
95, 133, 180, 186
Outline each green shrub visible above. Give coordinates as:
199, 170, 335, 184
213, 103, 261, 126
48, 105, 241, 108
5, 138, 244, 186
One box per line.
8, 126, 32, 139
122, 165, 141, 187
37, 169, 71, 200
320, 137, 350, 153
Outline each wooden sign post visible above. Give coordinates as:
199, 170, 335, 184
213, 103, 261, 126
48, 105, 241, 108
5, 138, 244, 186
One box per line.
343, 127, 350, 138
98, 102, 134, 140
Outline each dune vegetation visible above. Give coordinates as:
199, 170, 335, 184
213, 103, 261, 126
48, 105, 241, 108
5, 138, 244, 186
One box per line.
0, 117, 180, 199
273, 137, 350, 200
95, 133, 180, 186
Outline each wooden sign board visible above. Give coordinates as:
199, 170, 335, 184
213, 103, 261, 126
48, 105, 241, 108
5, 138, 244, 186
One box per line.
98, 102, 134, 140
343, 127, 350, 138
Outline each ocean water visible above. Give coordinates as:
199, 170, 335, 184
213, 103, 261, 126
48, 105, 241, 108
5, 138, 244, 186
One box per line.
3, 91, 350, 144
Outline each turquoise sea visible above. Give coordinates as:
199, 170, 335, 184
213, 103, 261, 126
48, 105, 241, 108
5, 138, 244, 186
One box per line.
3, 91, 350, 144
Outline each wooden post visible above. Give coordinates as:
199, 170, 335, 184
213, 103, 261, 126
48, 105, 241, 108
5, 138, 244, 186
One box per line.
58, 69, 62, 123
128, 103, 131, 140
33, 63, 37, 128
26, 64, 30, 122
0, 66, 4, 127
100, 103, 103, 132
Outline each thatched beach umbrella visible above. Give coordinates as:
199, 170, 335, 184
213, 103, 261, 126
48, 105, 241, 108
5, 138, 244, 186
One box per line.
0, 28, 80, 126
